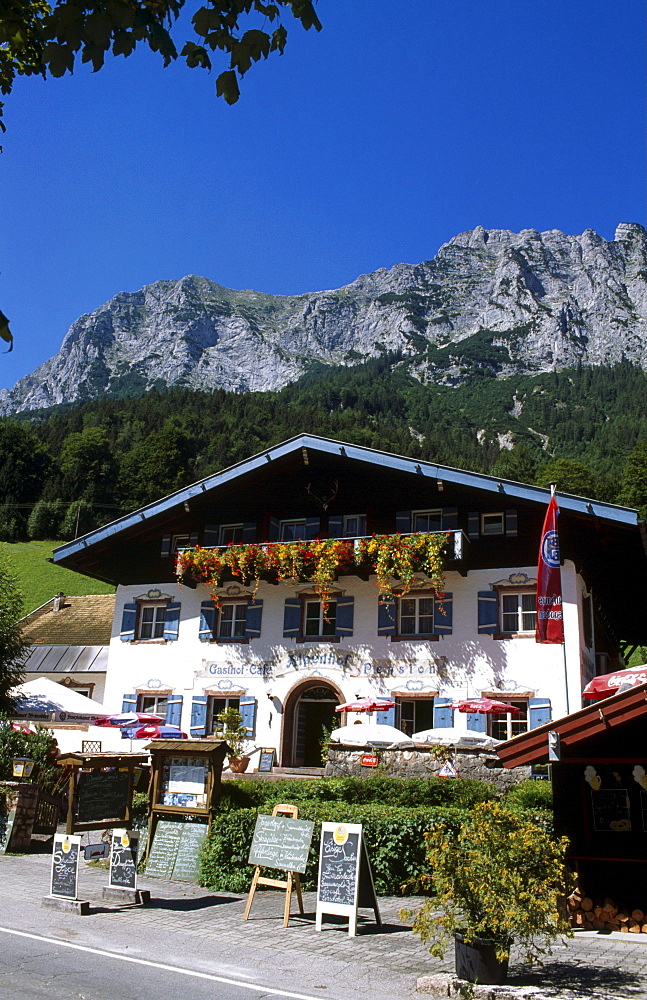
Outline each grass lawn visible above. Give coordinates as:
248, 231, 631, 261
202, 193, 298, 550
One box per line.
0, 540, 115, 614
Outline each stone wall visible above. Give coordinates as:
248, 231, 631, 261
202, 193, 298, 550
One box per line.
325, 747, 530, 792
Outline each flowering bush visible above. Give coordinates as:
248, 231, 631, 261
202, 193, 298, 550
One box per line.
177, 531, 448, 610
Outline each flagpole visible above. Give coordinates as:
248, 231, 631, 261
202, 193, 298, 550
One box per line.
550, 483, 570, 716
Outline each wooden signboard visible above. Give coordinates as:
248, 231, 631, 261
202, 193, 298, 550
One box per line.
257, 749, 275, 773
145, 819, 208, 882
50, 833, 82, 899
244, 804, 313, 927
248, 814, 314, 873
109, 830, 139, 890
77, 771, 130, 824
590, 788, 632, 832
316, 822, 381, 936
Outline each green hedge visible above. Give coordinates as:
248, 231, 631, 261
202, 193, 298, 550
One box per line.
200, 804, 469, 896
217, 775, 496, 813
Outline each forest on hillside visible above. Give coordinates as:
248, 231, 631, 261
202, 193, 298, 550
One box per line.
1, 356, 647, 542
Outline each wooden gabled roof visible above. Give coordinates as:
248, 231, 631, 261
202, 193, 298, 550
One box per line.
496, 681, 647, 767
21, 595, 115, 646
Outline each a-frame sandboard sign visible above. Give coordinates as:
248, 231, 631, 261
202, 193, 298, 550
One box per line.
315, 822, 381, 936
243, 803, 314, 927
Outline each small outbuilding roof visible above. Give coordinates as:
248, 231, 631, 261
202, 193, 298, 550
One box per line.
496, 681, 647, 767
20, 594, 115, 646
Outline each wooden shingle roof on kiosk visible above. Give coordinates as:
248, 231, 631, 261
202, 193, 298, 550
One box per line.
495, 680, 647, 768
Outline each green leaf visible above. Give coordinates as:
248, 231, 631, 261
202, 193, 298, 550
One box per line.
215, 68, 239, 104
181, 41, 211, 68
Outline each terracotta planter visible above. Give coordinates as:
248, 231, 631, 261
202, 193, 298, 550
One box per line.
454, 932, 510, 985
228, 756, 250, 773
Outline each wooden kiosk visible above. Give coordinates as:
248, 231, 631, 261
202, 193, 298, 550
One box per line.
56, 751, 149, 835
144, 739, 229, 882
496, 681, 647, 927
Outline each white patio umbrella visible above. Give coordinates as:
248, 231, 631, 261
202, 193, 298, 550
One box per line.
411, 726, 501, 749
330, 723, 414, 749
11, 678, 107, 723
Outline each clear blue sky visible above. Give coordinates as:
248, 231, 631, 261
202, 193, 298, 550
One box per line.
1, 0, 645, 390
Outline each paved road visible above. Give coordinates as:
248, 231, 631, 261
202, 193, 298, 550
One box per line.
1, 850, 647, 999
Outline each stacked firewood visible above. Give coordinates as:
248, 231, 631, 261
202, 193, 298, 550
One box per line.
566, 888, 647, 932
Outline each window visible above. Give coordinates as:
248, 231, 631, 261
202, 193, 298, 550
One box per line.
490, 700, 528, 741
481, 512, 504, 536
343, 514, 366, 537
138, 603, 166, 640
281, 519, 306, 541
217, 602, 248, 639
207, 696, 240, 735
171, 534, 190, 553
412, 509, 443, 533
305, 599, 337, 637
501, 592, 536, 634
138, 694, 168, 721
399, 595, 435, 635
397, 698, 435, 737
219, 524, 243, 545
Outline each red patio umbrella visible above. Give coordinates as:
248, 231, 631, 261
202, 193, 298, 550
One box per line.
335, 697, 397, 714
582, 665, 647, 700
95, 712, 164, 727
450, 698, 522, 715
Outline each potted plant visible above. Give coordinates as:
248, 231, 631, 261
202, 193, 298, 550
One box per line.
401, 802, 572, 984
214, 707, 251, 773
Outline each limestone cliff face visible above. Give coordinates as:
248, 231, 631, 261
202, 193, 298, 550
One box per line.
2, 223, 646, 413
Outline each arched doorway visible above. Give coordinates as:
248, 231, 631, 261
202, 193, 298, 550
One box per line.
281, 679, 343, 768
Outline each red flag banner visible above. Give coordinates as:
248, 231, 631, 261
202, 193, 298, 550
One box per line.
536, 494, 564, 644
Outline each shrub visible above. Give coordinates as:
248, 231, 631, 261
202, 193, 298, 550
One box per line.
503, 778, 552, 811
200, 804, 469, 896
401, 802, 572, 964
27, 501, 63, 541
0, 722, 59, 791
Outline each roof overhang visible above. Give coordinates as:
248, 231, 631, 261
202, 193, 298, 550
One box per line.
52, 433, 640, 567
496, 681, 647, 767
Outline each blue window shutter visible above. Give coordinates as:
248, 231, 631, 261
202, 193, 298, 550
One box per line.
377, 598, 396, 636
268, 516, 280, 541
166, 695, 183, 728
441, 508, 458, 531
122, 693, 137, 713
328, 514, 343, 538
163, 602, 181, 642
305, 516, 320, 540
434, 698, 453, 728
242, 522, 257, 543
376, 704, 396, 726
529, 698, 551, 729
468, 513, 480, 539
188, 531, 199, 547
467, 712, 487, 733
190, 696, 208, 737
246, 599, 263, 639
203, 524, 219, 547
336, 596, 354, 637
505, 510, 518, 537
160, 535, 171, 558
120, 604, 137, 642
240, 697, 257, 738
283, 597, 302, 638
396, 511, 411, 533
199, 601, 216, 642
478, 592, 499, 634
434, 593, 453, 635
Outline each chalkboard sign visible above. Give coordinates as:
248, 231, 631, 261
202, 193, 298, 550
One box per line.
248, 814, 314, 874
145, 820, 207, 881
591, 789, 632, 832
109, 830, 139, 890
316, 823, 380, 936
258, 749, 275, 773
0, 807, 17, 855
50, 834, 82, 899
77, 771, 130, 823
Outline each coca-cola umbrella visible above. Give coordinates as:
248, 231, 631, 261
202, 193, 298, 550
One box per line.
96, 712, 164, 727
335, 697, 396, 714
451, 698, 522, 715
583, 665, 647, 701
